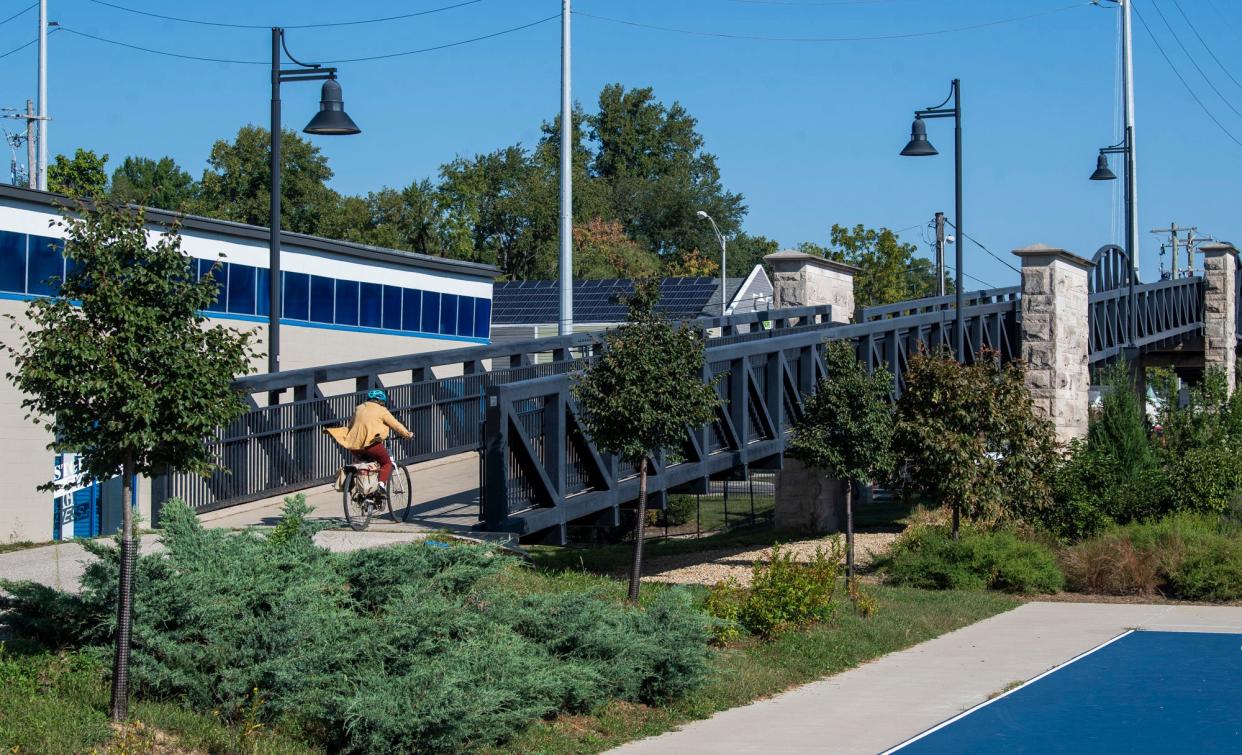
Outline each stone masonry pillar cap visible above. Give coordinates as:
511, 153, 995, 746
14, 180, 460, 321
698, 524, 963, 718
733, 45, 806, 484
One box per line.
1199, 242, 1239, 258
763, 250, 861, 278
1012, 244, 1093, 271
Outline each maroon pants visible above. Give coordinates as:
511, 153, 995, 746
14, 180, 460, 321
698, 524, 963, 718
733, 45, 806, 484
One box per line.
351, 442, 393, 483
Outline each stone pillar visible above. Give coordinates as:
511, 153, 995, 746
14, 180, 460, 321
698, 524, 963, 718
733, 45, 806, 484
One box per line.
1200, 243, 1237, 394
774, 459, 845, 535
764, 250, 858, 323
1014, 244, 1092, 444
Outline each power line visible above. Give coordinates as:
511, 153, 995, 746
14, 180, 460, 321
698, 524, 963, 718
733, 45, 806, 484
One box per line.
1168, 0, 1242, 94
1132, 2, 1242, 148
1147, 0, 1242, 120
85, 0, 484, 30
943, 220, 1022, 274
0, 27, 56, 61
573, 3, 1089, 43
57, 15, 558, 66
0, 3, 35, 28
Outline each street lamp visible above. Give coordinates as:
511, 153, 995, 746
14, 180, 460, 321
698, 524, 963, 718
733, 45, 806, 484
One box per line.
269, 27, 360, 383
901, 79, 965, 362
696, 210, 728, 317
1090, 127, 1138, 349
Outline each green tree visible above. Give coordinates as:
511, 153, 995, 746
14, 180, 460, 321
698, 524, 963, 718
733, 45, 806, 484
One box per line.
574, 218, 661, 279
109, 155, 198, 210
894, 350, 1057, 538
800, 224, 943, 307
196, 125, 339, 235
574, 279, 720, 601
2, 201, 258, 720
787, 340, 895, 578
48, 148, 109, 197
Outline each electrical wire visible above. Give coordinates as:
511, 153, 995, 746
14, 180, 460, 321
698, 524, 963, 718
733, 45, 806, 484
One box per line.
943, 220, 1022, 274
84, 0, 484, 30
1132, 2, 1242, 147
573, 3, 1089, 43
1147, 0, 1242, 120
1168, 0, 1242, 94
0, 26, 55, 60
57, 15, 558, 66
0, 2, 34, 28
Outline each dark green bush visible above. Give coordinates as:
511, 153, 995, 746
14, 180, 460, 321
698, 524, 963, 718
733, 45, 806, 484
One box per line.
0, 498, 713, 754
648, 494, 696, 528
878, 526, 1064, 594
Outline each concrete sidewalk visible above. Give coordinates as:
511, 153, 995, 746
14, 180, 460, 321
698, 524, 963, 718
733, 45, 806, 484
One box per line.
611, 601, 1242, 755
1, 453, 484, 593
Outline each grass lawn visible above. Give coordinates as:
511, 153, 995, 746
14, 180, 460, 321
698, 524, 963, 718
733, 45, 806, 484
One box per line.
488, 583, 1019, 754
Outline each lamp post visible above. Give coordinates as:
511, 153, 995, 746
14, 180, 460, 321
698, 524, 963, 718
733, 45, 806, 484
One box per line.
269, 27, 360, 382
1090, 132, 1138, 348
901, 79, 964, 362
696, 210, 727, 316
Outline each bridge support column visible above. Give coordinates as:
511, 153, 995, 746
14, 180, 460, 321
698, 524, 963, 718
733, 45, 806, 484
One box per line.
1200, 243, 1237, 394
1015, 245, 1091, 444
765, 250, 859, 323
774, 460, 845, 535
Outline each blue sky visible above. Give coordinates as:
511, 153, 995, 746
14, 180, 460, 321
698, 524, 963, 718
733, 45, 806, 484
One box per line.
2, 0, 1240, 287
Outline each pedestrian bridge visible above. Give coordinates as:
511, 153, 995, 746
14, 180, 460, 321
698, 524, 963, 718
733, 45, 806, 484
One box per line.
153, 243, 1235, 544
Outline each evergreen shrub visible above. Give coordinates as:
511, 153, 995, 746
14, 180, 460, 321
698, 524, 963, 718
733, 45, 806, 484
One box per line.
878, 526, 1064, 594
0, 498, 713, 754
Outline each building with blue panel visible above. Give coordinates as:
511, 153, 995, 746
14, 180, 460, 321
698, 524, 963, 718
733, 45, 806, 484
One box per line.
0, 185, 497, 543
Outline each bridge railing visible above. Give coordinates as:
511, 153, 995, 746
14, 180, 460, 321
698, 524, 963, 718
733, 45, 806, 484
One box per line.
482, 295, 1022, 541
859, 286, 1019, 322
1088, 276, 1204, 364
157, 305, 835, 514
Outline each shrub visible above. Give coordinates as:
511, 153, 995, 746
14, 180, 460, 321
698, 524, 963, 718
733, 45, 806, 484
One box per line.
648, 494, 696, 528
878, 526, 1064, 594
0, 498, 714, 754
704, 541, 844, 638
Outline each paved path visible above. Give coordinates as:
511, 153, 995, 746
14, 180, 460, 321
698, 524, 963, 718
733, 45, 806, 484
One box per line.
612, 601, 1242, 755
1, 453, 484, 593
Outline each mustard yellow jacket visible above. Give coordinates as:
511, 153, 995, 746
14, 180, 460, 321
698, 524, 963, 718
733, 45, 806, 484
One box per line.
325, 401, 412, 451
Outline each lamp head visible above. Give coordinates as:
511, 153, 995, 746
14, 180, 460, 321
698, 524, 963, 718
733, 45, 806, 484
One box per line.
900, 116, 938, 157
1089, 153, 1117, 181
303, 78, 361, 136
696, 210, 710, 220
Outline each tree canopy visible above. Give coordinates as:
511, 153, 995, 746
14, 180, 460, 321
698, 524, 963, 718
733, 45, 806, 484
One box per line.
799, 224, 944, 307
48, 148, 109, 197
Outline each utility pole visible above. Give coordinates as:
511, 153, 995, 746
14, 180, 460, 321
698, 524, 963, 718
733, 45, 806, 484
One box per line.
24, 99, 34, 189
1120, 0, 1139, 273
36, 0, 47, 190
1, 100, 38, 187
1150, 223, 1192, 278
934, 211, 946, 296
1184, 228, 1213, 276
557, 0, 573, 336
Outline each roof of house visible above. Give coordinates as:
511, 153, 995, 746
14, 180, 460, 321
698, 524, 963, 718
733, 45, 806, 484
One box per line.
0, 184, 499, 281
492, 277, 727, 325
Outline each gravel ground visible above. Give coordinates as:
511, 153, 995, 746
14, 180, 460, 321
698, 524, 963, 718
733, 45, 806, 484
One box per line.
639, 530, 901, 587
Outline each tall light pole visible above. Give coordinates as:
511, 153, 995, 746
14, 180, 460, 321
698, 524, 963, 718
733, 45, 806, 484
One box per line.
1120, 0, 1138, 273
558, 0, 573, 336
697, 210, 727, 316
269, 28, 360, 382
36, 0, 47, 190
901, 79, 964, 362
1089, 135, 1136, 346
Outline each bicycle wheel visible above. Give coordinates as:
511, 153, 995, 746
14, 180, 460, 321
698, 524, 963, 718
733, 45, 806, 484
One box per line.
390, 465, 412, 522
342, 471, 372, 531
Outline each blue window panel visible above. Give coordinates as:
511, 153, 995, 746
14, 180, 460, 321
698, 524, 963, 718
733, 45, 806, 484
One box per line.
474, 298, 491, 339
383, 285, 402, 330
0, 230, 25, 293
457, 295, 473, 337
284, 271, 310, 321
440, 293, 458, 336
359, 282, 383, 328
310, 275, 334, 323
421, 291, 440, 334
227, 263, 256, 315
197, 259, 225, 312
335, 280, 359, 326
256, 267, 270, 317
27, 235, 64, 296
402, 288, 421, 332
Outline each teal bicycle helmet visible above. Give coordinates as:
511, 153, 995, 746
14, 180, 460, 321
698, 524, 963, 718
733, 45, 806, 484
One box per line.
366, 388, 388, 403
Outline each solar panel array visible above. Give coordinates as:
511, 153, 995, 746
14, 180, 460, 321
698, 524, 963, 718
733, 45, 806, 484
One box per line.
492, 277, 723, 325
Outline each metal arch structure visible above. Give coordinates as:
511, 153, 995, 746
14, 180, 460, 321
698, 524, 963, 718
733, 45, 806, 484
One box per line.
1087, 244, 1203, 365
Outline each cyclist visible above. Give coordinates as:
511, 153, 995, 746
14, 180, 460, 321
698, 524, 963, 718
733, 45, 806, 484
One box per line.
326, 388, 413, 493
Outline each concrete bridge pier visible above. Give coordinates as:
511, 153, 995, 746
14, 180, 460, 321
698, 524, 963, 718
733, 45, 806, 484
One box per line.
1014, 245, 1092, 445
765, 250, 859, 534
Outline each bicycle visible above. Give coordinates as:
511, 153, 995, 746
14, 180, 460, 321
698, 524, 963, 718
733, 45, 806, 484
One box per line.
340, 461, 411, 531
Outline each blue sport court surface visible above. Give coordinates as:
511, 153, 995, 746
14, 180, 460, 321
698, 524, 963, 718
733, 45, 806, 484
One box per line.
889, 630, 1242, 753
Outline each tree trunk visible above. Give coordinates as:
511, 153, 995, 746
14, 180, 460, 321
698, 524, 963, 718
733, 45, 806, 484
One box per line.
110, 456, 136, 722
845, 479, 855, 581
628, 457, 649, 604
951, 503, 960, 540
